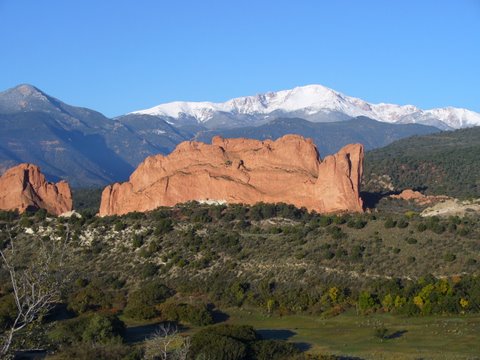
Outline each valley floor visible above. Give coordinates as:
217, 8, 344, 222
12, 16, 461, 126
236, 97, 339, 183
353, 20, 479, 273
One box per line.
221, 308, 480, 359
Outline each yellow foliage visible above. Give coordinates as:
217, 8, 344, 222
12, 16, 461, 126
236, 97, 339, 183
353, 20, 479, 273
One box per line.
413, 296, 424, 309
436, 279, 451, 295
404, 211, 417, 219
381, 294, 394, 311
328, 287, 340, 303
394, 295, 406, 308
460, 298, 469, 309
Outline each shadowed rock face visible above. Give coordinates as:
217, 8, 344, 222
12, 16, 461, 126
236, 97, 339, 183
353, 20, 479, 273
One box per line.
99, 135, 364, 216
0, 163, 72, 215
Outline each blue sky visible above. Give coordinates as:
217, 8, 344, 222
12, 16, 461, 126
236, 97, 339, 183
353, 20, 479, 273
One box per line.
1, 0, 479, 116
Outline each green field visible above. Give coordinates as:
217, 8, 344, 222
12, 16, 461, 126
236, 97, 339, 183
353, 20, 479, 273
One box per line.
223, 308, 480, 359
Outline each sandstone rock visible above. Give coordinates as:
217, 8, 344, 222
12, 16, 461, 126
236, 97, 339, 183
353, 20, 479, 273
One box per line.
0, 163, 72, 215
390, 189, 426, 201
99, 135, 364, 216
390, 189, 450, 205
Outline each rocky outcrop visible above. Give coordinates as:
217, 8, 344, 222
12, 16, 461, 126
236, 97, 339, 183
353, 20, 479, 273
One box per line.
421, 198, 480, 217
390, 189, 450, 205
99, 135, 364, 216
0, 163, 72, 215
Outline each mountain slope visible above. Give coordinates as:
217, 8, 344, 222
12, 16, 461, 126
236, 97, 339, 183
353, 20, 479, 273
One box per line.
364, 127, 480, 198
195, 117, 441, 156
0, 84, 469, 188
0, 85, 168, 186
116, 113, 201, 154
132, 84, 480, 130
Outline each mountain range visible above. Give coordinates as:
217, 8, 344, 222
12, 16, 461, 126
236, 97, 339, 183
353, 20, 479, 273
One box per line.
1, 83, 478, 187
132, 84, 480, 130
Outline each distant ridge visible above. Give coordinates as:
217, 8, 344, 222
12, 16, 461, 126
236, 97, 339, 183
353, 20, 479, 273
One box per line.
0, 84, 463, 187
195, 117, 440, 156
132, 84, 480, 130
364, 127, 480, 198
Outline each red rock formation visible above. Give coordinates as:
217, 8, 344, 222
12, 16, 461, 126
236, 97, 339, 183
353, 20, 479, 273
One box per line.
0, 163, 72, 215
390, 189, 450, 205
99, 135, 364, 216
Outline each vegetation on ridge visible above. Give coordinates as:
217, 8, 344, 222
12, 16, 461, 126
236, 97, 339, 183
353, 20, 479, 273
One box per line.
364, 126, 480, 198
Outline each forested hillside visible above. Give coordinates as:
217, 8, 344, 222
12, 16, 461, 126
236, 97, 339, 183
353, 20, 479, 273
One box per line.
364, 127, 480, 198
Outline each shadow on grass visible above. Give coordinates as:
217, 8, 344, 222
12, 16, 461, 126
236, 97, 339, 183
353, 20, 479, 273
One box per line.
124, 321, 186, 344
211, 308, 230, 323
361, 191, 394, 209
14, 349, 47, 359
256, 329, 296, 340
386, 329, 408, 339
45, 303, 76, 322
294, 342, 312, 351
124, 322, 162, 344
256, 329, 313, 352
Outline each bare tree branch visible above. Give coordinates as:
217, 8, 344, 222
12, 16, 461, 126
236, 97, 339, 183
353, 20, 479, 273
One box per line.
143, 323, 190, 360
0, 223, 71, 358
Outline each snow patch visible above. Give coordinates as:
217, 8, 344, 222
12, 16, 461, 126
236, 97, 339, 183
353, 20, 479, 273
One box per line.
130, 84, 480, 129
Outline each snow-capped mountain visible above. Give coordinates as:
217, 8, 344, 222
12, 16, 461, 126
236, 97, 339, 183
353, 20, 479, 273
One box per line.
131, 84, 480, 130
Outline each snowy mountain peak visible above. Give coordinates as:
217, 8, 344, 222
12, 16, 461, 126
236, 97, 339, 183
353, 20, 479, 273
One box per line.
131, 84, 480, 130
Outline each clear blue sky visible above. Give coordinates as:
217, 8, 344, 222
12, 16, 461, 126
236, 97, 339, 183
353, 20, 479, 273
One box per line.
1, 0, 479, 117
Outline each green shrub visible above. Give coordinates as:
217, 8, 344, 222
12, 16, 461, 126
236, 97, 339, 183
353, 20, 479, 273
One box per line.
205, 324, 257, 342
444, 253, 456, 262
160, 302, 214, 326
350, 245, 365, 260
154, 218, 174, 235
114, 221, 126, 231
347, 219, 367, 229
132, 234, 144, 248
190, 332, 247, 360
140, 262, 159, 278
123, 281, 173, 320
82, 313, 125, 344
416, 223, 427, 232
0, 294, 17, 330
384, 218, 396, 228
48, 313, 125, 346
396, 218, 409, 228
374, 327, 389, 340
190, 324, 256, 360
68, 285, 114, 314
466, 258, 477, 266
431, 223, 446, 234
333, 216, 347, 225
51, 342, 140, 359
358, 292, 377, 313
250, 339, 300, 359
0, 210, 18, 222
327, 226, 346, 240
48, 316, 90, 345
318, 216, 332, 227
405, 237, 418, 245
19, 216, 33, 228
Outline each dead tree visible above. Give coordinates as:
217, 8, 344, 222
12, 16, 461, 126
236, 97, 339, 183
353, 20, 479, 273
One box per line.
144, 322, 190, 360
0, 225, 70, 358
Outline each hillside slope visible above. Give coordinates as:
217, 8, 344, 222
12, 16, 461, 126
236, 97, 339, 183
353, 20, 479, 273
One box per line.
364, 127, 480, 198
0, 85, 176, 186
